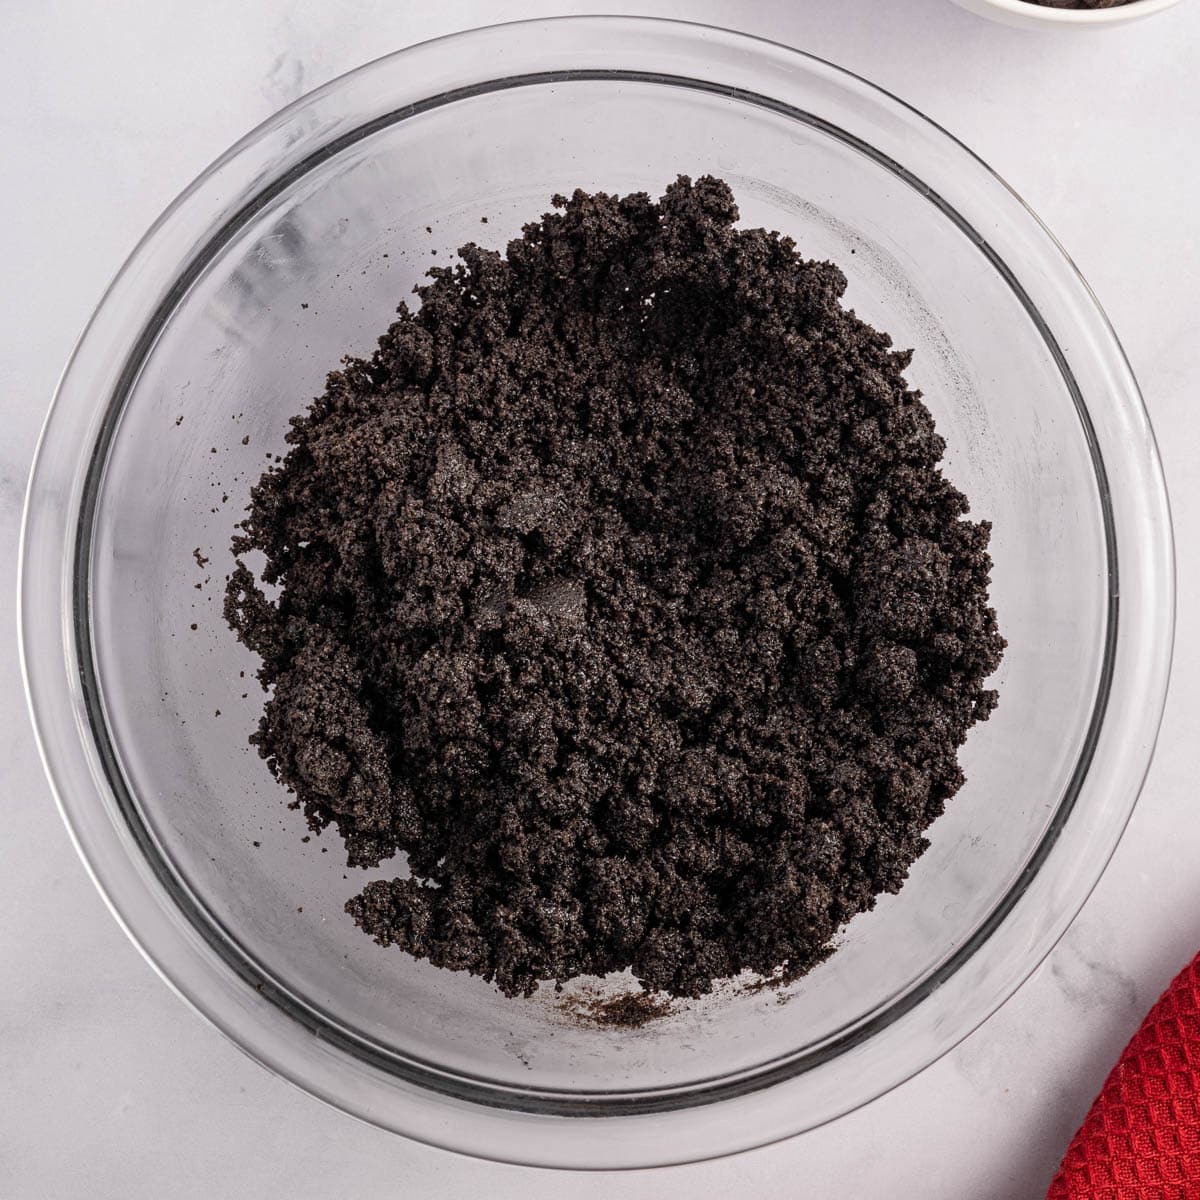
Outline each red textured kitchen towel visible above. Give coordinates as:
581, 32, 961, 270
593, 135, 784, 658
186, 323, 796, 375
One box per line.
1048, 953, 1200, 1198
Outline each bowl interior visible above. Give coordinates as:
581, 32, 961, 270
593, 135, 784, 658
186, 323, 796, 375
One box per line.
87, 75, 1107, 1099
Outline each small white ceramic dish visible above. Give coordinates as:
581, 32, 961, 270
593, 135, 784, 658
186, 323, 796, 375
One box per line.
952, 0, 1184, 28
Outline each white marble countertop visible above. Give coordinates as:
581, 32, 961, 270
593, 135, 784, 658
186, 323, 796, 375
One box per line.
3, 1, 1198, 1196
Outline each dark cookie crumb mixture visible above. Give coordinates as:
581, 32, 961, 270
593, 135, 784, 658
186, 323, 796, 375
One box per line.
225, 176, 1004, 999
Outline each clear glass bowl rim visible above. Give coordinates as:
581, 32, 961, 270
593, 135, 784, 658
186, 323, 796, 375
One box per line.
18, 16, 1175, 1169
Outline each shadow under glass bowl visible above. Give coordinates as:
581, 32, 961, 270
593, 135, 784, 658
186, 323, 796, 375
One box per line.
20, 17, 1174, 1169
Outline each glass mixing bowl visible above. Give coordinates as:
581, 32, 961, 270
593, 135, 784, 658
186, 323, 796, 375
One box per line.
20, 17, 1174, 1169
